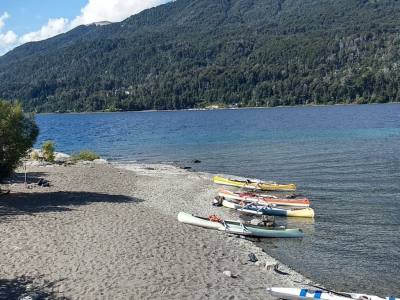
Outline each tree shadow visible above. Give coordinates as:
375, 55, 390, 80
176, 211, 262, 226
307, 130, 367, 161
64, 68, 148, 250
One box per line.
0, 191, 144, 221
0, 275, 69, 300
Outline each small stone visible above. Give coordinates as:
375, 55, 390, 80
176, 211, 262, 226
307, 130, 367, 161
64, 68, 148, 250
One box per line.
192, 159, 201, 163
223, 270, 232, 277
264, 262, 278, 271
223, 270, 238, 278
248, 252, 258, 262
18, 292, 41, 300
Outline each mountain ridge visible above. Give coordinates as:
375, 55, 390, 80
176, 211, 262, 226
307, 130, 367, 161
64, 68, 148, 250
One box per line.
1, 0, 400, 112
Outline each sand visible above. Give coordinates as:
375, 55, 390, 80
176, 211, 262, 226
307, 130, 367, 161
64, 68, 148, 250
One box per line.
0, 162, 309, 300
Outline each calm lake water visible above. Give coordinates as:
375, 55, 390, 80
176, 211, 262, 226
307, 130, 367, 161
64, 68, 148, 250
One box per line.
36, 104, 400, 296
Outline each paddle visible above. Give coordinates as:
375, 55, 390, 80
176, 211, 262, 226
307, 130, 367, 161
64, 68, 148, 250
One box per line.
294, 281, 353, 298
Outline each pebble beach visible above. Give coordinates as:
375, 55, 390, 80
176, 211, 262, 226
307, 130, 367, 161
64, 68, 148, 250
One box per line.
0, 162, 310, 299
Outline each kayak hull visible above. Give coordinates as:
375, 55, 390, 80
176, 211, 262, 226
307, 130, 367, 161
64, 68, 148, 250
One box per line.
177, 212, 304, 238
213, 175, 296, 191
267, 287, 398, 300
219, 189, 310, 207
222, 199, 315, 218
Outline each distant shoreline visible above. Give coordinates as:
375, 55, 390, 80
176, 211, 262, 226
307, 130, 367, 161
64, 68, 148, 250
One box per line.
35, 101, 400, 115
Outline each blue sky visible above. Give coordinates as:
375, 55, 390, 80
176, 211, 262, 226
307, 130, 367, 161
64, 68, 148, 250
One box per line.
0, 0, 170, 55
0, 1, 87, 36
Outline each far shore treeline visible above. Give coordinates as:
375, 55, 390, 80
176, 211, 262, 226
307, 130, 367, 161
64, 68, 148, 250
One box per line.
1, 0, 400, 113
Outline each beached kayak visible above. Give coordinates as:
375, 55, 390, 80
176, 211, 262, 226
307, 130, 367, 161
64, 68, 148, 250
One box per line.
267, 287, 398, 300
213, 175, 297, 191
219, 189, 310, 207
222, 199, 315, 218
177, 212, 304, 238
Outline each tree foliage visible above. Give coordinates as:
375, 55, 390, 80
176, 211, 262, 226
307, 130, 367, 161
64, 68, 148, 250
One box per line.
0, 101, 39, 181
1, 0, 400, 112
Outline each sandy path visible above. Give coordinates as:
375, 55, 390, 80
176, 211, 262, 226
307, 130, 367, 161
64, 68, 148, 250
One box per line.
0, 163, 307, 300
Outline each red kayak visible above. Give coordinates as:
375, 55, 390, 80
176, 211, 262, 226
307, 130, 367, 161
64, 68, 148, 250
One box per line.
218, 189, 310, 207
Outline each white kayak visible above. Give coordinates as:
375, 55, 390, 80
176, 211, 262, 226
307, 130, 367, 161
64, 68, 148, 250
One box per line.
267, 287, 398, 300
222, 199, 315, 218
177, 212, 304, 238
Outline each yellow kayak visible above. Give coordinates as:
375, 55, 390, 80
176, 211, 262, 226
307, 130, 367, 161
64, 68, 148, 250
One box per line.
213, 175, 297, 191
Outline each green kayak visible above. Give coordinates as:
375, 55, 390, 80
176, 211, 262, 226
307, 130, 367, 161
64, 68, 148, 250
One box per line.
177, 212, 304, 238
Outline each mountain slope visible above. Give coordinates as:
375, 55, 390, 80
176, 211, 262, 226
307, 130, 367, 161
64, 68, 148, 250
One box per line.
1, 0, 400, 112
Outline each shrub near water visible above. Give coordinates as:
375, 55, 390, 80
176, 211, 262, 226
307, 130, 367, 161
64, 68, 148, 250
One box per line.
72, 151, 100, 162
0, 101, 39, 181
30, 150, 40, 161
42, 140, 55, 162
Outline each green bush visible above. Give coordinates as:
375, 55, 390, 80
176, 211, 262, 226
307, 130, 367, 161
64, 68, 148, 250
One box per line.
42, 140, 55, 162
72, 151, 100, 162
0, 101, 39, 181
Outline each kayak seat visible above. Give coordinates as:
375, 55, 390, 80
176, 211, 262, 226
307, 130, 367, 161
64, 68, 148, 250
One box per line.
300, 289, 308, 297
314, 291, 322, 299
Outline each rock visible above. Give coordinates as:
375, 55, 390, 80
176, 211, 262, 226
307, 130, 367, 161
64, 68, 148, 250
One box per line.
223, 270, 238, 278
54, 152, 70, 162
248, 252, 258, 262
37, 178, 50, 187
264, 263, 277, 271
18, 292, 41, 300
223, 270, 232, 277
261, 257, 279, 272
93, 159, 107, 164
192, 159, 201, 163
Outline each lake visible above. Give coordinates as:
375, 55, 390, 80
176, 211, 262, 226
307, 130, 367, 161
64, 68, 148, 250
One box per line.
36, 104, 400, 296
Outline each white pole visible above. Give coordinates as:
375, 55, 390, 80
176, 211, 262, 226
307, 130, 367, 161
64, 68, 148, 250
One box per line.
24, 161, 27, 187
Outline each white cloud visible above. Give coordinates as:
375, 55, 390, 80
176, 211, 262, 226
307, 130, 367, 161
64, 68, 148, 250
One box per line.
0, 30, 17, 45
0, 12, 10, 30
0, 12, 18, 53
0, 1, 170, 55
71, 0, 168, 26
19, 18, 69, 44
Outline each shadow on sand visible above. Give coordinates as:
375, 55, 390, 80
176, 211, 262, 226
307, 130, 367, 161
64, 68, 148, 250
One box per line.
8, 171, 49, 185
0, 275, 69, 300
0, 191, 143, 221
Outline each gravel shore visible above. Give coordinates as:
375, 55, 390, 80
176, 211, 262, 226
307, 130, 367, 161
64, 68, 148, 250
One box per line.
0, 162, 309, 299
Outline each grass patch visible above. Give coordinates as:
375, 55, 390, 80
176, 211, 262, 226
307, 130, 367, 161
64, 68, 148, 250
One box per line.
72, 150, 100, 162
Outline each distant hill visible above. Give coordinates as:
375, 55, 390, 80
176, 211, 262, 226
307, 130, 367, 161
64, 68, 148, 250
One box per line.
1, 0, 400, 112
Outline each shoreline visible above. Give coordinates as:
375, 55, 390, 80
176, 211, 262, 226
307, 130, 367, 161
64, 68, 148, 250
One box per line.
0, 161, 313, 299
34, 102, 400, 115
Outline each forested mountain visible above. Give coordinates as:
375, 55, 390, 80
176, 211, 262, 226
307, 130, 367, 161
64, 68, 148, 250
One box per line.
1, 0, 400, 112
